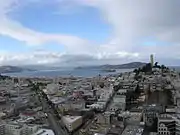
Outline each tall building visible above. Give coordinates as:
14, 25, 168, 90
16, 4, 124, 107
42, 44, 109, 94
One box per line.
158, 114, 176, 135
150, 54, 154, 67
0, 123, 39, 135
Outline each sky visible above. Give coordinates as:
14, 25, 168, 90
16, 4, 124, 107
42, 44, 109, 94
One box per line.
0, 0, 180, 66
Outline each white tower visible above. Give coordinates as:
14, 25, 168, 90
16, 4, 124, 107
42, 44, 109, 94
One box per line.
150, 54, 154, 67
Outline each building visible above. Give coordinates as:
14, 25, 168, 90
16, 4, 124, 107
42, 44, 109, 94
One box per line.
158, 114, 176, 135
88, 102, 106, 112
121, 125, 144, 135
175, 117, 180, 135
62, 115, 82, 132
109, 103, 122, 113
125, 111, 143, 126
113, 95, 126, 111
143, 105, 164, 127
5, 123, 23, 135
150, 54, 154, 67
45, 83, 59, 95
0, 124, 5, 135
164, 114, 180, 135
33, 129, 55, 135
97, 112, 111, 125
0, 123, 39, 135
150, 132, 158, 135
59, 100, 85, 112
117, 89, 127, 95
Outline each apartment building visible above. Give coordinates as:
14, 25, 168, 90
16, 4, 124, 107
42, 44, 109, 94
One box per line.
158, 114, 176, 135
0, 123, 39, 135
121, 125, 144, 135
62, 115, 82, 132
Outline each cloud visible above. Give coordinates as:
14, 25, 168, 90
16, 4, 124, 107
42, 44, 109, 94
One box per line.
0, 50, 62, 65
79, 0, 180, 59
0, 0, 180, 66
0, 49, 141, 66
0, 0, 95, 55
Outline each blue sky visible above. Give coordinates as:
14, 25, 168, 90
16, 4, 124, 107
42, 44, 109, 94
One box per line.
4, 2, 110, 52
0, 0, 180, 66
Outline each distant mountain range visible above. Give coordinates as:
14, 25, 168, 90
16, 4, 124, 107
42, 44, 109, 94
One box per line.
0, 66, 34, 74
0, 62, 179, 74
75, 62, 147, 70
0, 62, 147, 74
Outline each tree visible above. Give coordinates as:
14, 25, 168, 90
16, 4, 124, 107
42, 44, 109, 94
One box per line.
161, 65, 165, 69
0, 75, 10, 80
154, 62, 162, 68
141, 63, 152, 73
14, 78, 19, 83
134, 75, 142, 81
161, 65, 166, 72
135, 84, 140, 95
133, 69, 138, 73
99, 82, 105, 88
91, 85, 94, 90
155, 62, 158, 67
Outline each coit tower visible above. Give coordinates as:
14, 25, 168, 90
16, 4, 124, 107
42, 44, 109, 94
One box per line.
150, 54, 154, 67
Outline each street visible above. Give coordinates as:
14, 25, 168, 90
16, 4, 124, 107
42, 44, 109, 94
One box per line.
42, 99, 67, 135
35, 86, 68, 135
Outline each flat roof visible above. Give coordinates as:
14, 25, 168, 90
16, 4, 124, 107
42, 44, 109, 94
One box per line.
34, 129, 55, 135
62, 115, 82, 123
126, 113, 142, 122
121, 125, 144, 135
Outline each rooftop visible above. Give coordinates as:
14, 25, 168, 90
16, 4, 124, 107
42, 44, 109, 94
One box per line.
62, 115, 82, 123
125, 112, 142, 123
33, 129, 55, 135
121, 125, 144, 135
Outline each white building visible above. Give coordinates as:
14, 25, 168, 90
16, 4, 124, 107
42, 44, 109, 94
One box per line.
113, 95, 126, 103
121, 125, 144, 135
125, 112, 143, 125
117, 89, 127, 95
158, 114, 175, 135
0, 123, 39, 135
113, 95, 126, 111
88, 103, 105, 112
33, 129, 55, 135
62, 115, 82, 132
59, 100, 85, 111
97, 112, 111, 125
150, 132, 158, 135
0, 124, 5, 135
45, 83, 59, 94
109, 103, 121, 112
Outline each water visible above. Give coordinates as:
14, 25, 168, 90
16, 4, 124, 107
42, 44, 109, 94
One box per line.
2, 68, 134, 78
172, 67, 180, 72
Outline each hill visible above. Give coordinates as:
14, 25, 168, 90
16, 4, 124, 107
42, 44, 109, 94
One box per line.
75, 62, 147, 70
0, 66, 34, 74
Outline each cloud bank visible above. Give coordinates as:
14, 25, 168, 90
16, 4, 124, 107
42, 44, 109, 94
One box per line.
0, 0, 180, 66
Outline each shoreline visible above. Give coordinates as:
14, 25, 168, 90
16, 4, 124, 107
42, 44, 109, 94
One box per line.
1, 68, 134, 78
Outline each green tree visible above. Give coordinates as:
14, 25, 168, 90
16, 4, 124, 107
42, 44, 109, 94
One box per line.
161, 65, 165, 69
141, 63, 152, 73
99, 82, 105, 88
155, 62, 158, 67
133, 69, 138, 73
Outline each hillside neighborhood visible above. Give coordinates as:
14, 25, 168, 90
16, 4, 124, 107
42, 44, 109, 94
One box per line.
0, 56, 179, 135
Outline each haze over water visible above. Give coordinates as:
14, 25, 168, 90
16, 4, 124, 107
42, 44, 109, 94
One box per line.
2, 68, 134, 78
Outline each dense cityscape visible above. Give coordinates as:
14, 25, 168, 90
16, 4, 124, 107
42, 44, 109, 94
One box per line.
0, 55, 179, 135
